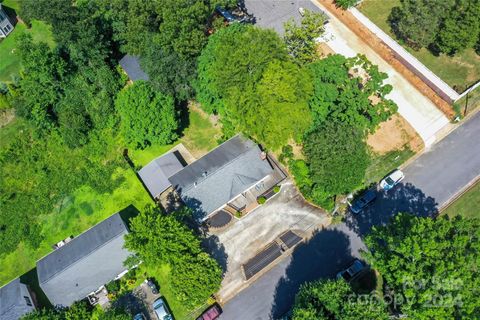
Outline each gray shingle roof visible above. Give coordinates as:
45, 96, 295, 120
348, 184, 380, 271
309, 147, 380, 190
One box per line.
36, 213, 131, 307
138, 152, 185, 199
119, 55, 149, 81
168, 135, 273, 219
0, 278, 35, 320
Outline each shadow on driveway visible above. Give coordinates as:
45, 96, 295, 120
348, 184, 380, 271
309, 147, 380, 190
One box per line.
269, 228, 358, 319
345, 182, 438, 238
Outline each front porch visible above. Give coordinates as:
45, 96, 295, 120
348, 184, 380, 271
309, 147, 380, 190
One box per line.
207, 157, 286, 229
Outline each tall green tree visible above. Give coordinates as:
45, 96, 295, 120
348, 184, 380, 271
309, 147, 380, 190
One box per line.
284, 9, 326, 64
435, 0, 480, 55
15, 34, 66, 132
303, 122, 370, 207
254, 60, 313, 149
115, 81, 178, 149
309, 54, 396, 133
124, 206, 222, 308
389, 0, 454, 50
196, 24, 288, 115
365, 214, 480, 319
292, 279, 389, 319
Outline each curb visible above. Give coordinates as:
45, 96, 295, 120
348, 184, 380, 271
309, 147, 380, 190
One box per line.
439, 175, 480, 213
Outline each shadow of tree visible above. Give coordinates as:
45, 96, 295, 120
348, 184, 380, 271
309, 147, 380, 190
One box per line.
269, 228, 357, 319
202, 235, 228, 276
345, 182, 438, 238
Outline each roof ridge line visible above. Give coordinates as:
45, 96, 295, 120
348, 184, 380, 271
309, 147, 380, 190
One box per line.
39, 224, 127, 284
180, 143, 257, 193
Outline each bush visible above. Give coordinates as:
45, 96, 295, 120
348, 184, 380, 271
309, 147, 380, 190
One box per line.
257, 196, 266, 204
335, 0, 358, 9
273, 186, 281, 193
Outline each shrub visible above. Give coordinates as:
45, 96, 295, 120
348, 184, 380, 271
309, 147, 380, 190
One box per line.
273, 186, 281, 193
257, 196, 266, 204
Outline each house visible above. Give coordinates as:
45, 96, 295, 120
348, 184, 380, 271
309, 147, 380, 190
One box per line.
36, 213, 132, 307
119, 55, 149, 81
139, 135, 285, 220
0, 4, 14, 38
138, 151, 185, 200
0, 278, 36, 320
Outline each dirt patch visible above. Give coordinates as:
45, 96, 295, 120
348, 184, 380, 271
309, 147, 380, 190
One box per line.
0, 108, 15, 128
317, 0, 455, 118
367, 113, 423, 154
189, 101, 221, 128
316, 42, 335, 58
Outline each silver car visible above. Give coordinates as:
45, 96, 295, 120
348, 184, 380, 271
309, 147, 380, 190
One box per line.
153, 297, 172, 320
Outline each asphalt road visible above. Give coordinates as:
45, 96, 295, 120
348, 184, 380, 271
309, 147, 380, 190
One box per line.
219, 113, 480, 319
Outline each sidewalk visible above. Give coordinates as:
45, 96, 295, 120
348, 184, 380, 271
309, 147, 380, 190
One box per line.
313, 0, 451, 146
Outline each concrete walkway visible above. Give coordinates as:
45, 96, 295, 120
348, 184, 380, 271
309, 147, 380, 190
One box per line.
312, 1, 451, 146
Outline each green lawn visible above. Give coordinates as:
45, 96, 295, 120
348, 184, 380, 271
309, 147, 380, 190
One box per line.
442, 181, 480, 219
0, 107, 221, 320
365, 147, 415, 185
0, 20, 55, 82
358, 0, 480, 91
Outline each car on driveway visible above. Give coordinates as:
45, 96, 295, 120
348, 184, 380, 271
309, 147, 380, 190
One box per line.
133, 313, 146, 320
336, 259, 366, 282
380, 169, 405, 191
197, 304, 222, 320
153, 298, 172, 320
349, 189, 377, 214
145, 279, 159, 295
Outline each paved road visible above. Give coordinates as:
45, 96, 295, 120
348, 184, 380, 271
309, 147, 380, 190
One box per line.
219, 113, 480, 320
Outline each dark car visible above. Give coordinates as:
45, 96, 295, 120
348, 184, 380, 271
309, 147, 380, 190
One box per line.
216, 6, 253, 24
145, 279, 159, 295
197, 304, 222, 320
350, 189, 377, 214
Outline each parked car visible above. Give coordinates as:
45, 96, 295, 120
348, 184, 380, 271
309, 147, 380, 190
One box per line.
336, 259, 366, 282
379, 169, 405, 191
196, 304, 222, 320
216, 6, 253, 23
153, 298, 172, 320
133, 313, 146, 320
145, 278, 159, 295
349, 189, 377, 214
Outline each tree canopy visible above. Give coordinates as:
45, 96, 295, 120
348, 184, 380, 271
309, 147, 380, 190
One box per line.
196, 24, 315, 149
124, 206, 222, 308
115, 81, 178, 149
284, 10, 326, 64
292, 279, 389, 319
21, 302, 130, 320
309, 54, 397, 133
296, 122, 370, 209
365, 214, 480, 319
389, 0, 480, 55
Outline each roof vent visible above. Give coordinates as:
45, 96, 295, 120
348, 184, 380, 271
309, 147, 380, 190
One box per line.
202, 171, 208, 177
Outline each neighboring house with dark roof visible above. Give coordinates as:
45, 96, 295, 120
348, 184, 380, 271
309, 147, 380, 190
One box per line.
0, 4, 14, 38
36, 213, 131, 307
138, 151, 185, 200
0, 278, 36, 320
167, 135, 284, 220
119, 55, 149, 81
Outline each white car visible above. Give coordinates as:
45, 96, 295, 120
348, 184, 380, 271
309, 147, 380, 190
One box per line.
153, 298, 172, 320
379, 169, 405, 191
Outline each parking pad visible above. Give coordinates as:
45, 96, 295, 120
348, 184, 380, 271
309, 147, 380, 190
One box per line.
243, 243, 282, 280
279, 230, 302, 249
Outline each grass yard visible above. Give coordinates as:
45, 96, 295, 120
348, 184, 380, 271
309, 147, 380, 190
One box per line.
0, 19, 55, 82
442, 180, 480, 219
0, 108, 221, 294
358, 0, 480, 91
365, 147, 415, 185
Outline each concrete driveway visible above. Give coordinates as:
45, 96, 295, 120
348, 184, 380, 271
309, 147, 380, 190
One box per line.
206, 182, 330, 303
243, 0, 451, 147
